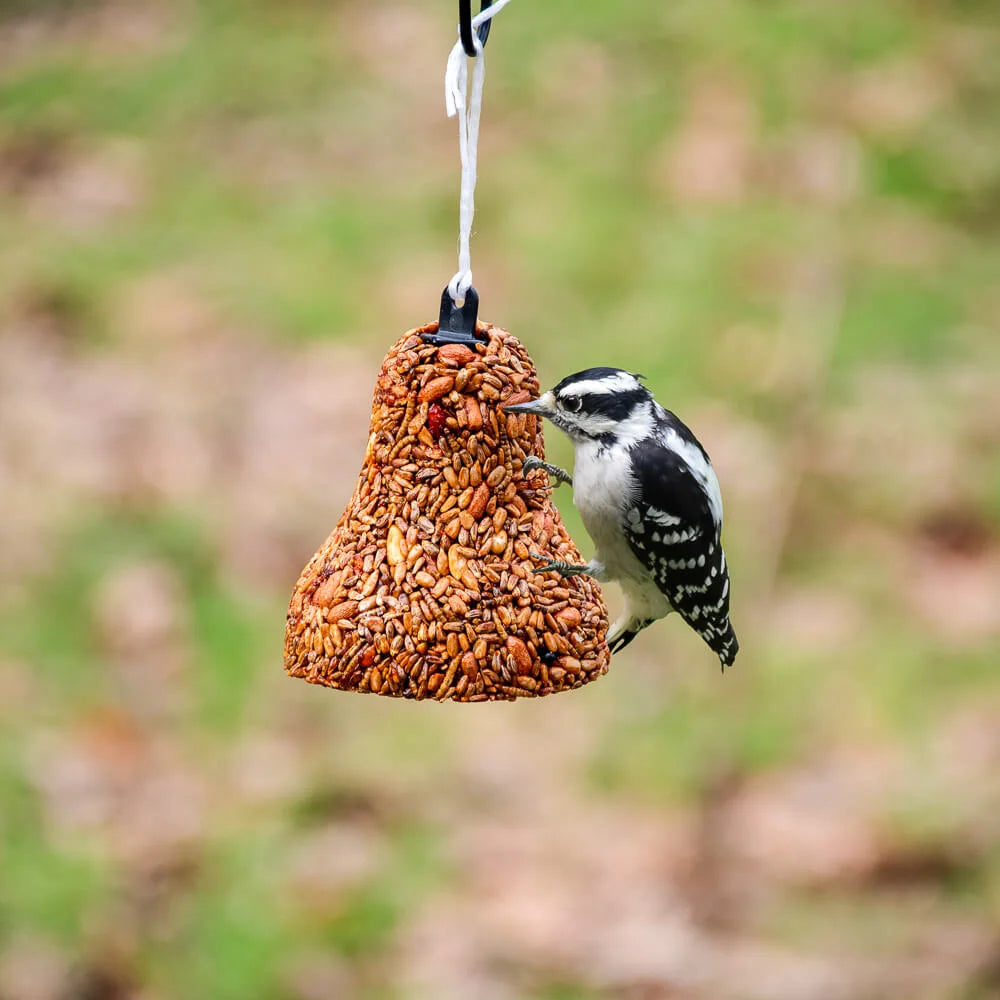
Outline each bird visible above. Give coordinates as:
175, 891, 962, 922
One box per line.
504, 367, 738, 668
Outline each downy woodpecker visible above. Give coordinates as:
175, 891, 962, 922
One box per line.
505, 368, 738, 667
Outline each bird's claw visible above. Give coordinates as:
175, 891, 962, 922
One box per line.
529, 553, 590, 578
522, 456, 573, 487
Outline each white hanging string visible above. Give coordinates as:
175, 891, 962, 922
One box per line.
444, 0, 514, 306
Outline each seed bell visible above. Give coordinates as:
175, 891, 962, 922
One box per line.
284, 308, 611, 701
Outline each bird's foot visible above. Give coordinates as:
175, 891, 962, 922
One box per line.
529, 553, 590, 578
522, 456, 573, 487
607, 617, 656, 655
607, 632, 634, 655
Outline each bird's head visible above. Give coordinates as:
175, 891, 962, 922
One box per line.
503, 367, 652, 444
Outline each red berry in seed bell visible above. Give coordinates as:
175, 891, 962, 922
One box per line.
428, 403, 447, 439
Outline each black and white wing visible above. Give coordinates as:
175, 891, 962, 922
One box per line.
621, 435, 738, 666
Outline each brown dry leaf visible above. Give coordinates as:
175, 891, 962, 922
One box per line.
227, 733, 309, 807
763, 128, 861, 205
0, 0, 183, 73
283, 824, 388, 912
841, 57, 949, 138
26, 714, 147, 837
714, 749, 901, 888
0, 304, 378, 594
654, 74, 756, 204
0, 937, 70, 1000
282, 951, 358, 1000
768, 585, 866, 650
21, 139, 146, 231
904, 543, 1000, 644
112, 269, 222, 350
855, 204, 954, 271
0, 658, 36, 720
26, 717, 208, 866
536, 40, 614, 117
814, 367, 978, 522
335, 4, 442, 91
93, 559, 190, 719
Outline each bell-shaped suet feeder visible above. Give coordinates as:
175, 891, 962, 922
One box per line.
284, 318, 611, 701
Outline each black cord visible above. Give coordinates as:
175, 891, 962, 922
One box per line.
459, 0, 493, 58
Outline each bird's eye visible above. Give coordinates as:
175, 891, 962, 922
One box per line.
564, 397, 582, 413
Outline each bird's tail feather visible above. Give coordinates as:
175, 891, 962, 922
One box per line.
708, 620, 739, 669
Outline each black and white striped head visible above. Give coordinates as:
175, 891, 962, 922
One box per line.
504, 367, 654, 443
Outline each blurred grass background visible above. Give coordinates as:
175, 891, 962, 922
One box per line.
1, 0, 999, 998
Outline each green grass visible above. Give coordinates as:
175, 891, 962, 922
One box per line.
0, 768, 114, 944
0, 507, 281, 809
142, 833, 299, 1000
589, 651, 816, 803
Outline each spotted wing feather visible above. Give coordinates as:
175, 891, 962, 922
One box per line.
621, 439, 738, 666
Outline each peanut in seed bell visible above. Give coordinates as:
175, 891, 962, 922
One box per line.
283, 320, 612, 701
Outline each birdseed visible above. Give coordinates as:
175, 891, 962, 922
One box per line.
284, 321, 611, 701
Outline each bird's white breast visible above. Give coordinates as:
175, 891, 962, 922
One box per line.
572, 440, 650, 582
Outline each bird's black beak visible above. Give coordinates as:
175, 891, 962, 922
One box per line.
502, 391, 554, 417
